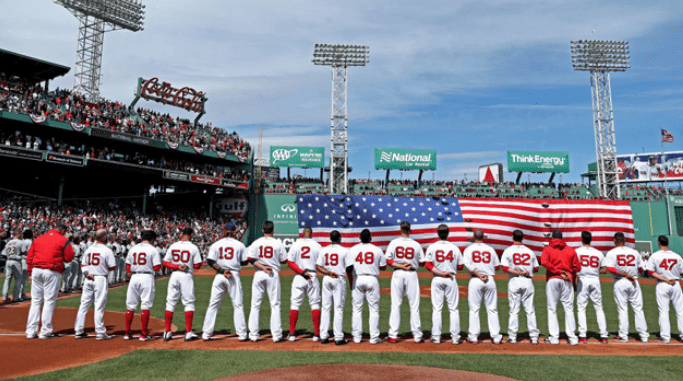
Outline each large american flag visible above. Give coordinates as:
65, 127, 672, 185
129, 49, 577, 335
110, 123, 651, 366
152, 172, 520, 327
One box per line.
296, 195, 635, 255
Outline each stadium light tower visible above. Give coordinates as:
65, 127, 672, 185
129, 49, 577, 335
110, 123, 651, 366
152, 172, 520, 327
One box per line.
313, 44, 370, 194
55, 0, 146, 102
571, 40, 630, 199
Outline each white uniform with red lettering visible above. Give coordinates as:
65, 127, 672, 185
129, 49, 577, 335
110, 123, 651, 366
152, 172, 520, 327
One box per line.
74, 243, 116, 335
463, 242, 502, 343
604, 246, 649, 341
247, 236, 288, 342
201, 237, 248, 340
288, 238, 322, 311
163, 240, 203, 313
500, 244, 539, 342
574, 245, 608, 339
425, 240, 463, 343
316, 244, 349, 342
125, 243, 161, 312
386, 236, 426, 341
646, 249, 683, 341
347, 242, 387, 344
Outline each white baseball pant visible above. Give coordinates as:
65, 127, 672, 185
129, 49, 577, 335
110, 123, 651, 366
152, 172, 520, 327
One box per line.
546, 278, 577, 342
655, 281, 683, 341
248, 271, 282, 342
388, 270, 422, 340
613, 278, 648, 341
352, 275, 381, 343
2, 259, 22, 300
576, 277, 608, 338
467, 277, 501, 342
126, 273, 156, 311
19, 258, 28, 299
290, 273, 321, 311
202, 271, 247, 339
60, 262, 72, 291
507, 277, 539, 341
320, 275, 347, 342
26, 268, 61, 338
65, 261, 80, 291
74, 275, 109, 334
431, 276, 460, 342
166, 272, 196, 312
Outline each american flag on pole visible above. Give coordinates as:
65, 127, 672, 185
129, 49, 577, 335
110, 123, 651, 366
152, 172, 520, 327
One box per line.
662, 128, 674, 143
296, 195, 635, 255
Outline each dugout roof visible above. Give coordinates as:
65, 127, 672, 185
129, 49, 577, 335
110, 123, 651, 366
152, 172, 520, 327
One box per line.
0, 49, 71, 84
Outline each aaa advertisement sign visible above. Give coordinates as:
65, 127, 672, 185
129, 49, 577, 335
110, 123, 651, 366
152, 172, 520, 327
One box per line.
617, 151, 683, 183
374, 148, 437, 170
507, 151, 569, 173
270, 146, 324, 168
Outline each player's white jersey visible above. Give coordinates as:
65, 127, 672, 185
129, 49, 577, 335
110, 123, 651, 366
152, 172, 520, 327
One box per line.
385, 237, 425, 269
3, 239, 24, 260
207, 237, 247, 271
500, 244, 538, 278
72, 244, 81, 258
347, 243, 386, 277
463, 242, 500, 276
575, 246, 605, 278
424, 240, 463, 274
21, 239, 32, 255
126, 243, 162, 273
81, 243, 116, 276
287, 238, 322, 272
604, 246, 643, 279
164, 240, 203, 274
316, 244, 349, 277
247, 237, 287, 272
646, 250, 683, 280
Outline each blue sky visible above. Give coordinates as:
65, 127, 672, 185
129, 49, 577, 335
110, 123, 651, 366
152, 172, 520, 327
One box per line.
3, 0, 683, 183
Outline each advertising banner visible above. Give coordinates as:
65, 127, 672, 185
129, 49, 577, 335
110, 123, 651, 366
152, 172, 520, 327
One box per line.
617, 151, 683, 183
507, 151, 569, 173
0, 146, 43, 162
215, 195, 248, 219
478, 163, 503, 183
270, 146, 324, 168
374, 148, 437, 170
252, 195, 300, 249
190, 175, 221, 185
90, 128, 168, 149
163, 171, 190, 181
46, 153, 84, 167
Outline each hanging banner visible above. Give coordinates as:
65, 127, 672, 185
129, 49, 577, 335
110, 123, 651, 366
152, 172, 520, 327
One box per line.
617, 151, 683, 183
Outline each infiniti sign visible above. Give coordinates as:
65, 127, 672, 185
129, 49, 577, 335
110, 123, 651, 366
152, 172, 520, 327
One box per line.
281, 204, 296, 212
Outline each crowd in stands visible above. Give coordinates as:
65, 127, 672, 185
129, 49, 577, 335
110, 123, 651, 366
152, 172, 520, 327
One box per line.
0, 77, 251, 161
0, 128, 250, 182
0, 194, 247, 255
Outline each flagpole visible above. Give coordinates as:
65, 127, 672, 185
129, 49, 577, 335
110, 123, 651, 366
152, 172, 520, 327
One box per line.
661, 126, 673, 235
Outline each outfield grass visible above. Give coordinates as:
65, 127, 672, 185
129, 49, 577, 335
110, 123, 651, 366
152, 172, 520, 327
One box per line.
53, 271, 672, 340
16, 350, 683, 381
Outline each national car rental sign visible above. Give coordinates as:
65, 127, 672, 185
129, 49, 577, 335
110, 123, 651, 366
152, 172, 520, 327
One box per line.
374, 148, 437, 170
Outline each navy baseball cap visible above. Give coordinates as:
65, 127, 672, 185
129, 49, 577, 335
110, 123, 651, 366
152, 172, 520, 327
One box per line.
224, 222, 236, 231
551, 229, 563, 239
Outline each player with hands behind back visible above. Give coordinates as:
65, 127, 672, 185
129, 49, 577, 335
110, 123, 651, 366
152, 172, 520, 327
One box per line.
286, 227, 323, 342
315, 230, 349, 345
646, 235, 683, 344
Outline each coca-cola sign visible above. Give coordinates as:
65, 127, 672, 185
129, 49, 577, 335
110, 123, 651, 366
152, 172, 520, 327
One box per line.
140, 77, 206, 113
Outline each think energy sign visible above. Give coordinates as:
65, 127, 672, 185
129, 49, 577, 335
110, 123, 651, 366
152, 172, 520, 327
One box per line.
507, 151, 570, 173
374, 148, 437, 170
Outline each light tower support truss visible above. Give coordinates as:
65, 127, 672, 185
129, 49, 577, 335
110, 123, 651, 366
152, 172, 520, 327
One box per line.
571, 40, 630, 200
55, 0, 145, 102
313, 44, 369, 194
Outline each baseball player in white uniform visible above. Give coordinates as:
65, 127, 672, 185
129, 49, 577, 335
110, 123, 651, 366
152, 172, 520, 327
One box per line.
64, 236, 81, 293
500, 230, 539, 344
386, 222, 426, 343
247, 221, 288, 343
2, 230, 24, 302
646, 235, 683, 344
315, 230, 349, 345
425, 224, 464, 344
287, 227, 323, 342
463, 228, 502, 344
201, 223, 249, 341
604, 232, 649, 343
124, 230, 161, 341
74, 229, 116, 340
163, 227, 203, 342
19, 230, 33, 300
574, 231, 609, 344
346, 229, 387, 344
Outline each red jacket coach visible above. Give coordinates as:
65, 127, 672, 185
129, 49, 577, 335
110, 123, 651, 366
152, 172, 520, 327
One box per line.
25, 224, 74, 339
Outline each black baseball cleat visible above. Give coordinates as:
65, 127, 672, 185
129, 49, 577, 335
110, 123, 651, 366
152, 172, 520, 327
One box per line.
39, 333, 59, 339
320, 338, 331, 344
74, 332, 88, 339
335, 339, 349, 346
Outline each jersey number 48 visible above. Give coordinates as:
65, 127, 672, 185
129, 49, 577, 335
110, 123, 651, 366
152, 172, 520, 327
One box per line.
355, 252, 375, 265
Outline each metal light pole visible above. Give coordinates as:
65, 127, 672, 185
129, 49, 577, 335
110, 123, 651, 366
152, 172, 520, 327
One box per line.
571, 40, 630, 199
55, 0, 145, 102
312, 44, 369, 194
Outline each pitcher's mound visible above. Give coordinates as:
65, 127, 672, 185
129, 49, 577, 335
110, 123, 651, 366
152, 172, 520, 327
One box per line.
216, 364, 520, 381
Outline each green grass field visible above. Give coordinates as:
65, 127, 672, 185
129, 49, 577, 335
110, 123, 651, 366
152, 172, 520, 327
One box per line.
8, 271, 683, 381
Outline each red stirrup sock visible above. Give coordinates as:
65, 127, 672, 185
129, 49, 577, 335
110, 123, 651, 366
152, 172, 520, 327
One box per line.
164, 310, 174, 332
312, 309, 321, 336
185, 311, 194, 333
141, 310, 150, 335
289, 310, 299, 335
125, 310, 134, 333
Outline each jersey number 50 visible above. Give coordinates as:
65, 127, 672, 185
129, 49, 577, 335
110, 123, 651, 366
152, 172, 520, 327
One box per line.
171, 250, 191, 263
